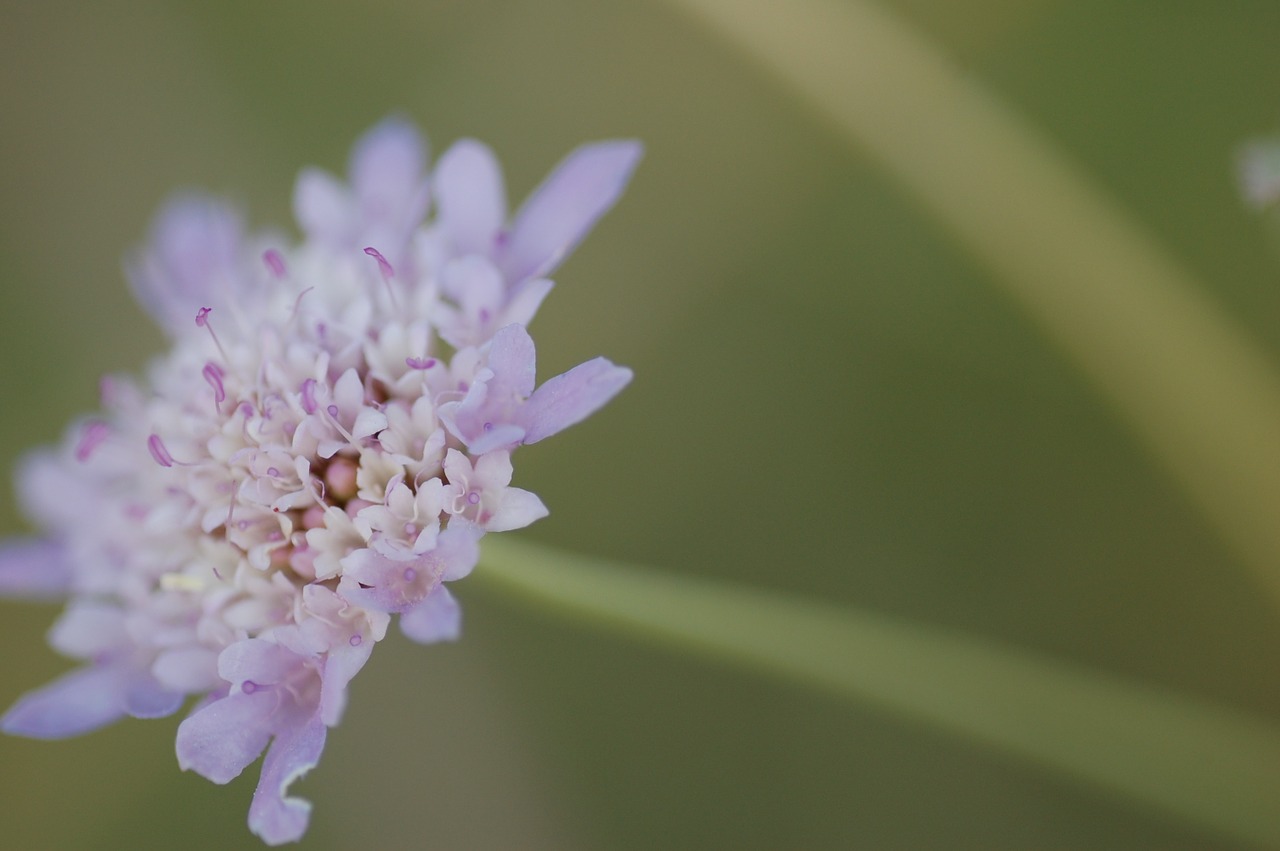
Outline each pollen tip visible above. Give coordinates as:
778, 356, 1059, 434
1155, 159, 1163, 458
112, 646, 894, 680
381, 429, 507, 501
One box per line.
263, 249, 287, 279
147, 434, 175, 468
363, 246, 395, 280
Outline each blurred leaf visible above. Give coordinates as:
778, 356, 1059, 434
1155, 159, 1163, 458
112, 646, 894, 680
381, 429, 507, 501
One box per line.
477, 536, 1280, 848
662, 0, 1280, 607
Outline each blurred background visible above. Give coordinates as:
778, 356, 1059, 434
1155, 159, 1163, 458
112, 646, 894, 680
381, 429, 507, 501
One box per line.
1, 0, 1279, 848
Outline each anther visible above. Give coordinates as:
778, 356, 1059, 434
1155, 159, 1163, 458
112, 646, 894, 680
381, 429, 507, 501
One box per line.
202, 363, 226, 408
195, 307, 230, 364
262, 249, 287, 279
363, 246, 399, 308
75, 421, 110, 462
300, 379, 318, 415
405, 357, 437, 370
147, 434, 177, 468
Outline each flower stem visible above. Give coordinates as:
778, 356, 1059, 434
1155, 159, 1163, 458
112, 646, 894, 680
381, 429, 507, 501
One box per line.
476, 537, 1280, 846
660, 0, 1280, 604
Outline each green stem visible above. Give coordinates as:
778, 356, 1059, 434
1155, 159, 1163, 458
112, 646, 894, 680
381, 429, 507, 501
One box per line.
660, 0, 1280, 604
475, 537, 1280, 847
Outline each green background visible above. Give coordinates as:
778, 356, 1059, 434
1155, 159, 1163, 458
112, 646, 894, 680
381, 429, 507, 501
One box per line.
1, 1, 1278, 847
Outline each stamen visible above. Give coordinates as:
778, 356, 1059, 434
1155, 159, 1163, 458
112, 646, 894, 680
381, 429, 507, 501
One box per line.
262, 249, 287, 279
242, 680, 259, 695
363, 246, 399, 308
195, 307, 230, 363
363, 246, 395, 280
466, 491, 480, 506
405, 357, 437, 370
288, 286, 315, 323
202, 363, 226, 409
148, 434, 176, 467
348, 634, 363, 647
300, 378, 319, 415
75, 421, 110, 462
403, 567, 417, 582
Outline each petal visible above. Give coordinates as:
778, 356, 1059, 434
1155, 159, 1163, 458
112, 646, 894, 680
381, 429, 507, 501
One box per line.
319, 639, 373, 727
293, 168, 353, 245
47, 601, 128, 659
338, 548, 434, 614
0, 538, 73, 600
176, 690, 278, 784
437, 521, 484, 581
487, 323, 538, 399
1, 665, 128, 739
218, 639, 304, 687
519, 358, 633, 444
502, 277, 555, 328
350, 117, 427, 212
500, 140, 642, 282
487, 487, 549, 533
153, 646, 221, 693
126, 194, 246, 329
465, 423, 526, 456
124, 675, 184, 719
434, 138, 507, 255
399, 584, 461, 644
248, 712, 327, 846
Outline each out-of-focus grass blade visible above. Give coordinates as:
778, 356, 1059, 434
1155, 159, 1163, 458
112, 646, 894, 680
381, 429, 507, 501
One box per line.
661, 0, 1280, 605
476, 537, 1280, 847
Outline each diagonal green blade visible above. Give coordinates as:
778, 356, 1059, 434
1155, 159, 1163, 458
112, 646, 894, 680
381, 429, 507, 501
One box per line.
476, 537, 1280, 848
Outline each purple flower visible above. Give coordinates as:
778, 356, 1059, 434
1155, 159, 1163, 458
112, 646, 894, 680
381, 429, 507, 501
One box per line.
0, 118, 638, 845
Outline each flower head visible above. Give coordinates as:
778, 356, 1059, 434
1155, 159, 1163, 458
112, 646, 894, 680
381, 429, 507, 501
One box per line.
0, 118, 638, 845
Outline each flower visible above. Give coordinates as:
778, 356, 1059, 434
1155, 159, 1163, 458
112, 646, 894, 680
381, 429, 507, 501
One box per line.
0, 118, 638, 845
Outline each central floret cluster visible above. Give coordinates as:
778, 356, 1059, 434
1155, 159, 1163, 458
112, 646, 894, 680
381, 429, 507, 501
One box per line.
0, 119, 639, 845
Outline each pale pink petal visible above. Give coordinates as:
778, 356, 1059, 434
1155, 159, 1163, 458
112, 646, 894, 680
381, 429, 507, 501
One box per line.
501, 140, 642, 282
293, 168, 353, 245
1, 665, 129, 739
319, 640, 373, 727
487, 487, 549, 532
434, 138, 506, 255
248, 713, 327, 846
48, 601, 128, 659
123, 676, 184, 719
0, 539, 72, 600
153, 646, 221, 693
125, 194, 246, 330
399, 584, 461, 644
519, 358, 633, 444
502, 277, 555, 328
218, 639, 304, 687
177, 690, 278, 784
350, 117, 427, 214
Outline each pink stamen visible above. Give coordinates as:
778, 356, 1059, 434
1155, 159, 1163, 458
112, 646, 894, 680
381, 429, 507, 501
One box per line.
300, 379, 318, 415
75, 421, 110, 462
263, 249, 287, 279
195, 307, 230, 363
363, 246, 394, 280
405, 357, 437, 370
148, 434, 176, 468
202, 363, 226, 407
363, 246, 399, 308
